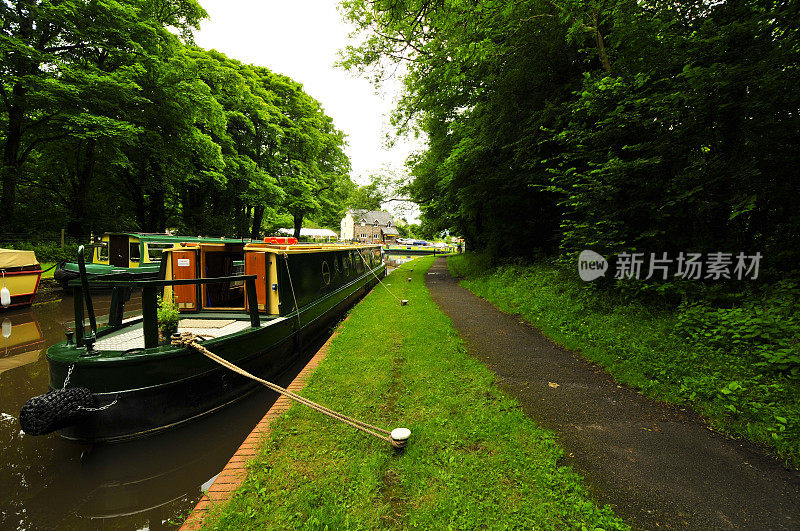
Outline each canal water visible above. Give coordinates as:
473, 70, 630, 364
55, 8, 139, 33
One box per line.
383, 254, 418, 271
0, 292, 321, 529
0, 255, 410, 529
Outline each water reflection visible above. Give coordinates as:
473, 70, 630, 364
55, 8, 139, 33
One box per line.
1, 311, 44, 376
383, 254, 418, 271
0, 295, 313, 530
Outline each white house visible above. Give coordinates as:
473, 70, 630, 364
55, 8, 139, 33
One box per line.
340, 209, 399, 243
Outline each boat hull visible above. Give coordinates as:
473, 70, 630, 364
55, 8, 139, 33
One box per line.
51, 265, 382, 442
0, 267, 43, 310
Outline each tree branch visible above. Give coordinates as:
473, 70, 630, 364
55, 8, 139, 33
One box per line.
43, 43, 88, 54
0, 80, 9, 114
21, 113, 58, 135
19, 133, 71, 164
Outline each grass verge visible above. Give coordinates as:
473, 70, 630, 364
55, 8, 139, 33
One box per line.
447, 253, 800, 468
199, 256, 626, 530
40, 263, 56, 279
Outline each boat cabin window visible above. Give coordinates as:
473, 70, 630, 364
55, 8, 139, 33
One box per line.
204, 251, 245, 308
96, 242, 109, 262
146, 243, 173, 262
129, 242, 140, 262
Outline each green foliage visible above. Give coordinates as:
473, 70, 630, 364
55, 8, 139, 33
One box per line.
449, 253, 800, 468
340, 0, 800, 273
157, 296, 181, 337
1, 3, 353, 240
201, 257, 625, 529
4, 241, 80, 264
676, 281, 800, 378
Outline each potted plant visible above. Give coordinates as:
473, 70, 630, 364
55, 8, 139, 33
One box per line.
157, 296, 181, 343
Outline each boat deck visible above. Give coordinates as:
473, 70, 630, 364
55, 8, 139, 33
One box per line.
94, 318, 256, 352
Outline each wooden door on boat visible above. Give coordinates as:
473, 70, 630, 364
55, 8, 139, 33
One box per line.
109, 235, 129, 267
171, 249, 198, 310
245, 251, 267, 312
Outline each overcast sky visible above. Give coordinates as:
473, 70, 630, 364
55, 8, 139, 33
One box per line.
194, 0, 422, 222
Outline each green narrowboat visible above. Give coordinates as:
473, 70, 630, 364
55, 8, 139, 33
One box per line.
22, 241, 385, 442
53, 232, 253, 288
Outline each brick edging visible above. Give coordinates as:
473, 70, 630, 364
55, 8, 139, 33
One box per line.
180, 322, 346, 530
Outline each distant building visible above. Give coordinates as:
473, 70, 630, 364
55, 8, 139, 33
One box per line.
277, 228, 338, 242
340, 209, 399, 243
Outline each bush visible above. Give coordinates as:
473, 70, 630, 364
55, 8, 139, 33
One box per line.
4, 240, 81, 263
676, 280, 800, 379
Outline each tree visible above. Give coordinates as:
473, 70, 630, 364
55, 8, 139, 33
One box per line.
0, 0, 206, 231
340, 0, 800, 270
262, 73, 350, 238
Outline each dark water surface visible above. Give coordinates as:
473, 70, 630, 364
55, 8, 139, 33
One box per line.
0, 292, 311, 530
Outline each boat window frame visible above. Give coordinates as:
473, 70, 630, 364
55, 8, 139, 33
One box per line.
96, 241, 109, 263
129, 242, 141, 263
145, 242, 175, 262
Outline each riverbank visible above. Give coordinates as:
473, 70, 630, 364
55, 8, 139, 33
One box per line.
34, 268, 64, 305
447, 254, 800, 469
196, 256, 625, 529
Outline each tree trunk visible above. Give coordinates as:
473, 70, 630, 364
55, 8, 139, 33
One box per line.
147, 187, 166, 232
66, 139, 97, 236
292, 213, 303, 240
233, 197, 243, 238
182, 186, 201, 234
134, 188, 147, 230
251, 205, 265, 240
592, 8, 611, 72
0, 164, 20, 228
1, 91, 25, 227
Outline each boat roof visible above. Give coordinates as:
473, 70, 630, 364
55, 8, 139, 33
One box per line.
0, 248, 39, 268
101, 232, 254, 244
165, 241, 381, 254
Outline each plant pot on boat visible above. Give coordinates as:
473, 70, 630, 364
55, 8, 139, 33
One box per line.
157, 296, 180, 342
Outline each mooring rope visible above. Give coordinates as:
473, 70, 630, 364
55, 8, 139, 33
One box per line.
40, 263, 58, 274
171, 331, 410, 449
355, 248, 406, 305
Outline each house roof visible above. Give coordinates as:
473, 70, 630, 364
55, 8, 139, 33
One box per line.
381, 226, 400, 236
348, 209, 395, 226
